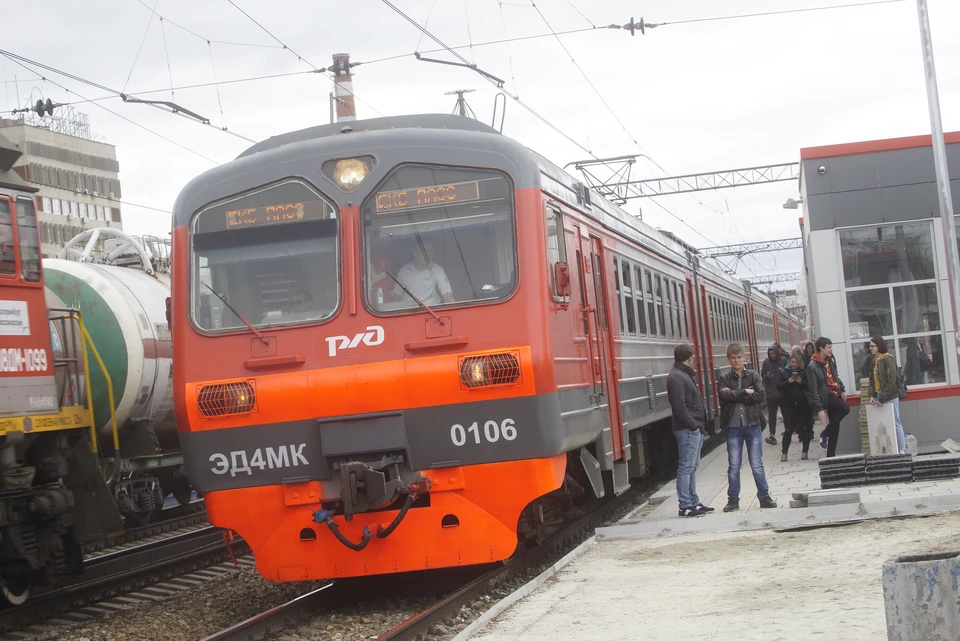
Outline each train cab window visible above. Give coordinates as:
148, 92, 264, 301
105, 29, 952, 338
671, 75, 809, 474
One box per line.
546, 207, 567, 298
15, 198, 40, 282
362, 165, 516, 313
634, 266, 647, 335
0, 200, 14, 276
190, 179, 339, 332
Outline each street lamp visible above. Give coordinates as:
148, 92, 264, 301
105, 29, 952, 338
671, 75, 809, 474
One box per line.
783, 198, 803, 210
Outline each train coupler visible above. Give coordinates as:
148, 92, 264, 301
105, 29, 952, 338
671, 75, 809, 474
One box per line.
337, 459, 405, 521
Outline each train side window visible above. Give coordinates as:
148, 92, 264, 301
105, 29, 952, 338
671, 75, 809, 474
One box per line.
634, 266, 647, 335
654, 275, 665, 338
614, 258, 624, 334
678, 283, 686, 339
0, 200, 15, 276
15, 198, 40, 282
673, 281, 683, 338
621, 259, 636, 335
592, 252, 608, 331
576, 249, 588, 335
645, 271, 656, 337
663, 278, 675, 338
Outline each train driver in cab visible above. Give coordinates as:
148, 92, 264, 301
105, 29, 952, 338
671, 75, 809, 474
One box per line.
393, 237, 455, 306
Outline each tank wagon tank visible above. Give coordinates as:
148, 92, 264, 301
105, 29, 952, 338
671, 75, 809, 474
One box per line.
45, 230, 189, 521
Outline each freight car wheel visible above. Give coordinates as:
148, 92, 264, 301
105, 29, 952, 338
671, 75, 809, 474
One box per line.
0, 577, 31, 606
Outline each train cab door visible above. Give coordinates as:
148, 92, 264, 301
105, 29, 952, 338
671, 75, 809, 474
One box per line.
573, 228, 626, 464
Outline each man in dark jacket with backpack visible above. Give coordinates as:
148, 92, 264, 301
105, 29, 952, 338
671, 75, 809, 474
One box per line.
666, 344, 714, 517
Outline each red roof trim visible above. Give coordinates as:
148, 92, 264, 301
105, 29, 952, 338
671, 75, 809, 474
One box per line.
800, 131, 960, 160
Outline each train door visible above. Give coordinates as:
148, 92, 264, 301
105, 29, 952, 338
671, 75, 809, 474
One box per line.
574, 228, 626, 462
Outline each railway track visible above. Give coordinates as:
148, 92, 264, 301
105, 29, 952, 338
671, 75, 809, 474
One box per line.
199, 434, 726, 641
199, 482, 661, 641
0, 524, 249, 639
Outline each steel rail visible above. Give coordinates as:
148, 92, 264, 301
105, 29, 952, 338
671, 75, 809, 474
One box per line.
0, 526, 245, 631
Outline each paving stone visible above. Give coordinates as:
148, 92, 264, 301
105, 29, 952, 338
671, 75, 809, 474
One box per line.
808, 491, 861, 506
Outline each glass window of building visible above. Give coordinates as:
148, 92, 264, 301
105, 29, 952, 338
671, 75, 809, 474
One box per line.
842, 221, 944, 386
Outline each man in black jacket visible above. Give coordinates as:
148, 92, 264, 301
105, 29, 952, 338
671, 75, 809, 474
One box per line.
760, 344, 787, 446
718, 343, 778, 513
666, 344, 714, 517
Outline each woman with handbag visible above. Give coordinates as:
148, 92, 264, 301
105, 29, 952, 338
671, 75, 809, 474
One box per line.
867, 336, 906, 454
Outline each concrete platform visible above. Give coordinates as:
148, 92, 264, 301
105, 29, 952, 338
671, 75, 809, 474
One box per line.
456, 432, 960, 641
600, 433, 960, 540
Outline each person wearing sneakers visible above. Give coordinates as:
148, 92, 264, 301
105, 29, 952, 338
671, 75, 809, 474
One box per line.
666, 344, 714, 518
778, 353, 811, 461
760, 343, 787, 446
806, 336, 850, 458
718, 343, 778, 513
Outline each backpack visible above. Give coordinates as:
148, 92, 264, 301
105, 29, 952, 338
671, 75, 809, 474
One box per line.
897, 366, 908, 401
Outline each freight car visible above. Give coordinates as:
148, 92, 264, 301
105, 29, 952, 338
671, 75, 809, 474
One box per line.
1, 157, 188, 604
170, 114, 804, 583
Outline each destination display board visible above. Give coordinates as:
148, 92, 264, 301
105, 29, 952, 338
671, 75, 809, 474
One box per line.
376, 180, 480, 213
226, 199, 329, 229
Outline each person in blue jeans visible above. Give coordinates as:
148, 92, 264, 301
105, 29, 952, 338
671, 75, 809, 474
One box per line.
718, 343, 778, 513
666, 344, 714, 517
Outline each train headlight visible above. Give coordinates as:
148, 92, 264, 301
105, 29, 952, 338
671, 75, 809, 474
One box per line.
458, 353, 521, 390
322, 156, 375, 192
197, 381, 257, 418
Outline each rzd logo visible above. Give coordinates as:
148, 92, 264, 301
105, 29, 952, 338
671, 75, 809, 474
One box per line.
325, 325, 384, 357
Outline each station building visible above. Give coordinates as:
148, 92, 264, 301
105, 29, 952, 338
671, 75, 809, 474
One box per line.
0, 111, 123, 258
800, 131, 960, 454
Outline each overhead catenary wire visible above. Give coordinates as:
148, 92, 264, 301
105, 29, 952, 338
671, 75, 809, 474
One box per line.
121, 0, 159, 94
0, 52, 219, 165
0, 48, 255, 144
134, 0, 285, 49
644, 0, 906, 28
224, 0, 385, 117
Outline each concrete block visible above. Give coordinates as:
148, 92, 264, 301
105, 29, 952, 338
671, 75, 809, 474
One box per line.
790, 499, 808, 508
883, 551, 960, 640
808, 491, 861, 506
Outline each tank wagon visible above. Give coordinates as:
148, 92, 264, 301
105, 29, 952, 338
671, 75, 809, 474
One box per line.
1, 156, 188, 605
170, 114, 804, 583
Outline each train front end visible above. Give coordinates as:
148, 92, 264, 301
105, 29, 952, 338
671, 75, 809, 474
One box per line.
172, 115, 574, 581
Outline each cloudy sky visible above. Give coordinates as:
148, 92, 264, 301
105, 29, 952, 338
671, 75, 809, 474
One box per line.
2, 0, 958, 288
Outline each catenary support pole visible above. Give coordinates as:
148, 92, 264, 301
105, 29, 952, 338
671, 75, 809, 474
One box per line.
916, 0, 960, 369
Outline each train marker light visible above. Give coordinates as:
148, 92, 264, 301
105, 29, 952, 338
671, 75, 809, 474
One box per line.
322, 156, 375, 192
458, 353, 521, 390
197, 381, 257, 417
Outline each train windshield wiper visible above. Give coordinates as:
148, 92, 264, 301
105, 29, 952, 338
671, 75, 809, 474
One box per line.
204, 283, 269, 344
384, 269, 444, 324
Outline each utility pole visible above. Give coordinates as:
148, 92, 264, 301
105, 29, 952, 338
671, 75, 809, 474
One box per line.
916, 0, 960, 362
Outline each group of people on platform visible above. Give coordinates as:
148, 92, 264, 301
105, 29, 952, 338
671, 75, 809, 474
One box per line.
666, 335, 906, 518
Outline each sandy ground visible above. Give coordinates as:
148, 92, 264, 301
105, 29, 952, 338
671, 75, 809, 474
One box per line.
470, 510, 960, 641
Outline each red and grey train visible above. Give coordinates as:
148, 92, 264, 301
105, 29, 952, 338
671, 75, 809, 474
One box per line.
170, 114, 805, 582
